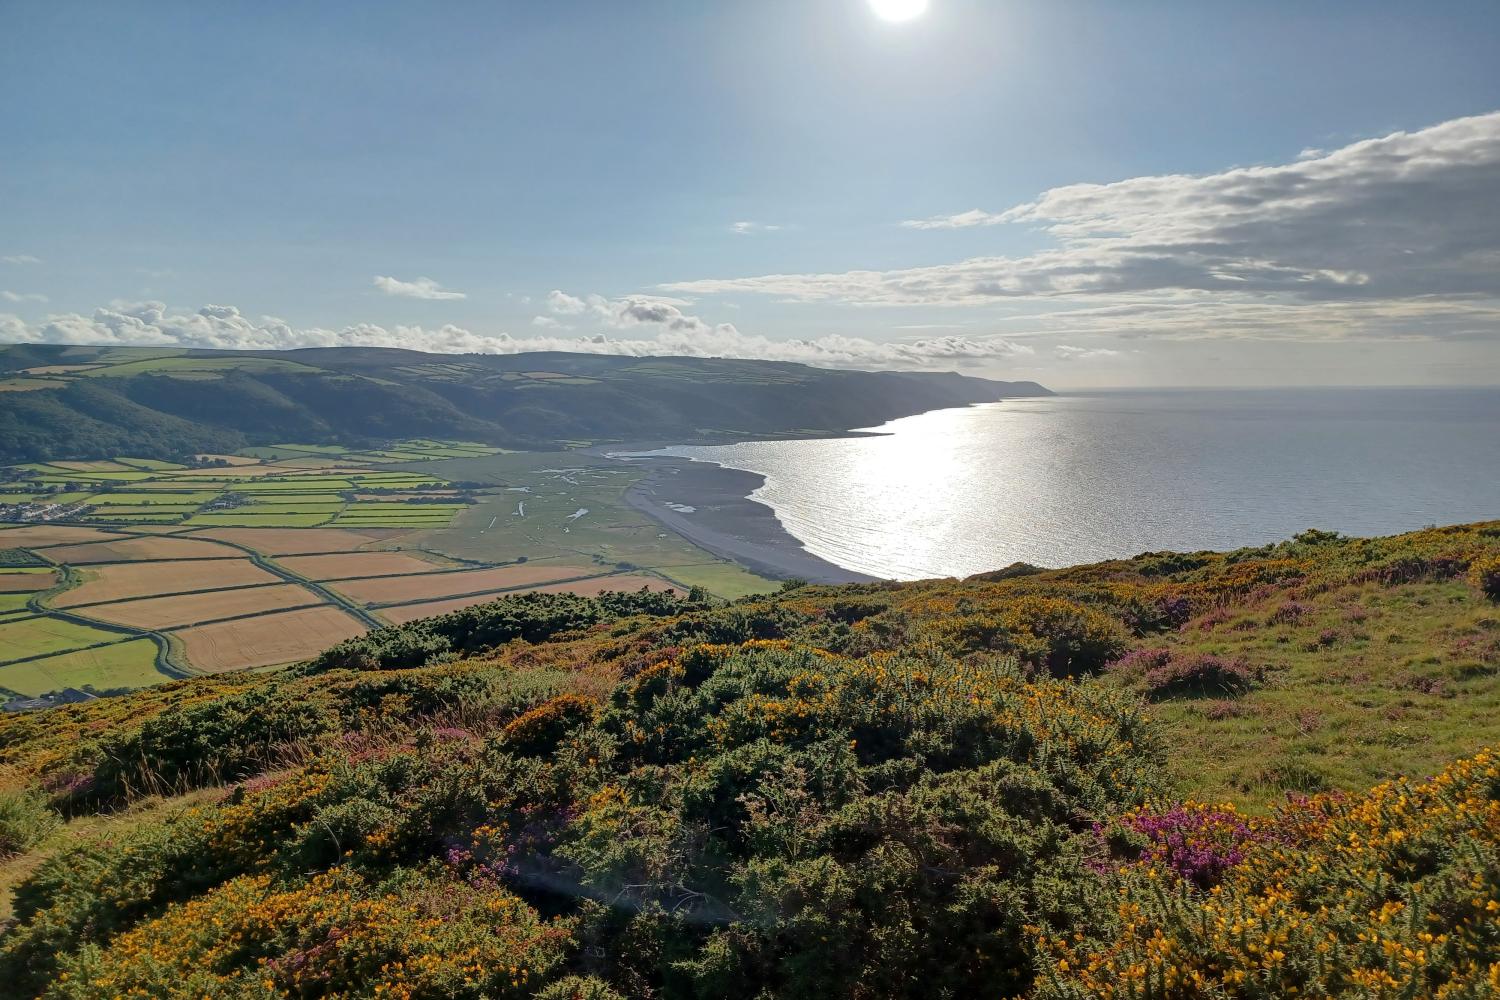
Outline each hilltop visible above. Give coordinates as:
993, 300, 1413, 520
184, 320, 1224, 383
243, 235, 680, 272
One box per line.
0, 521, 1497, 998
0, 345, 1050, 463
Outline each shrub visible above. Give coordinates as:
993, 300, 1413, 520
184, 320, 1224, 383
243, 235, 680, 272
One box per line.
1036, 750, 1500, 1000
0, 788, 58, 857
1142, 653, 1258, 698
1471, 554, 1500, 600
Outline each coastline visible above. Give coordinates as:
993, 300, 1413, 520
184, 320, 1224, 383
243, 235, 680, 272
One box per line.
617, 455, 877, 585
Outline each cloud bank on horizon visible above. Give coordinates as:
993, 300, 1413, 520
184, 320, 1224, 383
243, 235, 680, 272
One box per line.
3, 111, 1498, 369
0, 297, 1032, 371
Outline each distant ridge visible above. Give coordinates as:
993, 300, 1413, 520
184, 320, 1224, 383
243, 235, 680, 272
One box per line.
0, 344, 1050, 463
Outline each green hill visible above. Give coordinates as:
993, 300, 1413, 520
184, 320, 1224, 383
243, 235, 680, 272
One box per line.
1, 522, 1497, 998
0, 346, 1051, 463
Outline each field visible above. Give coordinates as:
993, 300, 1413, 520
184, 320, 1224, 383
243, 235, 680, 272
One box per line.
330, 564, 604, 606
189, 527, 401, 555
0, 617, 126, 660
0, 594, 35, 614
274, 551, 452, 580
43, 536, 241, 564
0, 639, 166, 697
0, 441, 776, 692
0, 526, 123, 547
54, 560, 280, 607
0, 571, 56, 592
81, 584, 323, 630
3, 440, 481, 530
172, 606, 368, 672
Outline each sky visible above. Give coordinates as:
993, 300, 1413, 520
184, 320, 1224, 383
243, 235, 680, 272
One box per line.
2, 0, 1499, 388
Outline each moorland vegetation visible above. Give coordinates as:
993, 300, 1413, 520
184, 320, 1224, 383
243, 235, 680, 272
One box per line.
0, 522, 1496, 998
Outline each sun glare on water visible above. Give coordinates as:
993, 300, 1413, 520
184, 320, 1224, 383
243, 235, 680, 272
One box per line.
869, 0, 929, 23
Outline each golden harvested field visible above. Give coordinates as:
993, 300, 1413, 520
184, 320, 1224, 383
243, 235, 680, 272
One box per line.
275, 551, 450, 580
378, 574, 678, 625
50, 460, 133, 472
54, 559, 280, 607
191, 454, 263, 466
172, 606, 366, 672
44, 536, 242, 564
332, 564, 602, 606
188, 526, 404, 555
81, 583, 323, 630
0, 571, 58, 592
0, 525, 128, 547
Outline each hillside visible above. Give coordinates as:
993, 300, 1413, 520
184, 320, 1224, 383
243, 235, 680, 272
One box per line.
0, 522, 1497, 998
0, 346, 1050, 463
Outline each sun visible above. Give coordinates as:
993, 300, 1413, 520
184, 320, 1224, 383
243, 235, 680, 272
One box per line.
868, 0, 929, 23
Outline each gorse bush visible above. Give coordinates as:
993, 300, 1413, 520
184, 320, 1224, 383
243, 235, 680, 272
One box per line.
1472, 555, 1500, 601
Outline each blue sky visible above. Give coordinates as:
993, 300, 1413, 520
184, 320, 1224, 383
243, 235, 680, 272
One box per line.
3, 0, 1499, 386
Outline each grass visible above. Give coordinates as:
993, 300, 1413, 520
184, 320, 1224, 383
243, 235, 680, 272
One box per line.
184, 512, 336, 528
112, 458, 187, 471
0, 617, 134, 665
0, 594, 35, 614
653, 562, 778, 600
0, 638, 166, 696
1099, 578, 1500, 807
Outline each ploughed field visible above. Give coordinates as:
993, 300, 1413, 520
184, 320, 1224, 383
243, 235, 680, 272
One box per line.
0, 441, 775, 696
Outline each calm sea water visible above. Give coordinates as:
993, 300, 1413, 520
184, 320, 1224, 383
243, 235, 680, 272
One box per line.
647, 388, 1500, 580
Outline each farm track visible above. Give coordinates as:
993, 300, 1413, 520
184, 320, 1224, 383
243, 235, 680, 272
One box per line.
205, 538, 387, 630
8, 563, 190, 679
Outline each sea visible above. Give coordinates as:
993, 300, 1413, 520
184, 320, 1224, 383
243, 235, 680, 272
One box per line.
643, 387, 1500, 580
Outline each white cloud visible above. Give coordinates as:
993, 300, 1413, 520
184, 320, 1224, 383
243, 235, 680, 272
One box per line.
1, 291, 47, 304
1, 254, 42, 265
901, 208, 1014, 230
669, 111, 1500, 343
545, 289, 589, 315
1054, 344, 1122, 361
730, 221, 782, 234
372, 275, 467, 300
0, 300, 1031, 371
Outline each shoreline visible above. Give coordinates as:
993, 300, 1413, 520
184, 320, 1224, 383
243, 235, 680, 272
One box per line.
617, 455, 877, 585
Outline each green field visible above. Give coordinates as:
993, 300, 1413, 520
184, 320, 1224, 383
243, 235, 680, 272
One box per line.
0, 639, 165, 697
0, 617, 128, 663
652, 562, 778, 600
184, 512, 337, 527
112, 458, 187, 471
88, 492, 220, 505
0, 594, 36, 614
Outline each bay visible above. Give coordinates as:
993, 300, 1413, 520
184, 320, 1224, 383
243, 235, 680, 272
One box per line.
644, 387, 1500, 579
